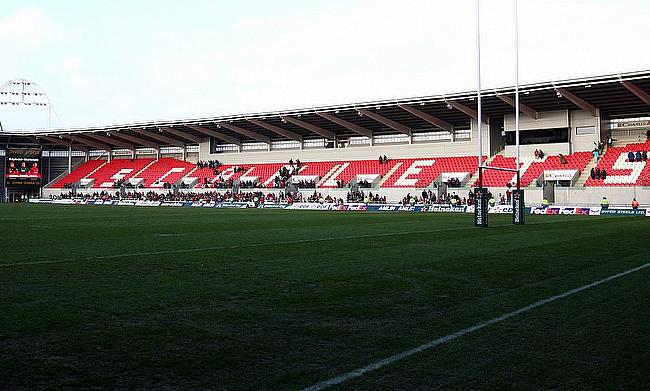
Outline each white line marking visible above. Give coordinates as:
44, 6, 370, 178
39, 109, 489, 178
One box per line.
0, 217, 597, 268
302, 262, 650, 391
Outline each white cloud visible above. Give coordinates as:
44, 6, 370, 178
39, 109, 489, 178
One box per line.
0, 6, 63, 46
61, 57, 83, 71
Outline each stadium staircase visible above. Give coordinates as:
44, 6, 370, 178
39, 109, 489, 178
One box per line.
378, 162, 403, 187
50, 159, 107, 188
131, 159, 157, 179
574, 156, 597, 187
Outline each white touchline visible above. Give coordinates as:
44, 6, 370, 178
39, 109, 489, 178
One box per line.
302, 262, 650, 391
0, 217, 600, 268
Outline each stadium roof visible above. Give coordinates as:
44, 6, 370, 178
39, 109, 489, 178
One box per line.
2, 69, 650, 150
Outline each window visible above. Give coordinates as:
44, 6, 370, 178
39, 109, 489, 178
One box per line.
505, 128, 568, 145
576, 126, 595, 135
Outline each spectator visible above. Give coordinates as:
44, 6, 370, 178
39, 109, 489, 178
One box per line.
559, 154, 568, 164
646, 129, 650, 140
534, 149, 540, 159
632, 198, 640, 209
541, 197, 549, 208
607, 134, 615, 148
600, 196, 609, 210
643, 151, 648, 161
383, 155, 387, 164
592, 148, 599, 161
590, 167, 596, 180
601, 169, 607, 180
636, 151, 642, 162
628, 151, 635, 162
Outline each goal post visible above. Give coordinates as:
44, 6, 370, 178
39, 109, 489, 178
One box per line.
473, 165, 525, 227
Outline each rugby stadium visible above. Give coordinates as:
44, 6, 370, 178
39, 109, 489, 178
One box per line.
2, 4, 650, 388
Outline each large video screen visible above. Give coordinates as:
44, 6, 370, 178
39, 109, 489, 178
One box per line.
5, 148, 42, 187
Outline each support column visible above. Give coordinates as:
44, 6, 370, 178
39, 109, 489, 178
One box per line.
131, 149, 136, 159
85, 150, 89, 162
182, 146, 187, 161
108, 150, 113, 162
68, 146, 72, 173
156, 148, 160, 160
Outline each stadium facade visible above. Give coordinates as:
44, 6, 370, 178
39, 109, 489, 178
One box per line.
2, 70, 650, 205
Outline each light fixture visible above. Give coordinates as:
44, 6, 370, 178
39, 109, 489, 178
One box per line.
419, 102, 425, 106
584, 84, 591, 88
446, 103, 452, 109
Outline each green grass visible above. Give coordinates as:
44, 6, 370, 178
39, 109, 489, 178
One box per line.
0, 204, 648, 390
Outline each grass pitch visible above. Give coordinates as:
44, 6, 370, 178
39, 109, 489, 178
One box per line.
1, 204, 649, 390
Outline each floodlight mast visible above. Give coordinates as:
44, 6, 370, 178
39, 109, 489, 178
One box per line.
0, 78, 58, 131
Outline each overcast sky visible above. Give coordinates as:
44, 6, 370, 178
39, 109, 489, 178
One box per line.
1, 0, 649, 131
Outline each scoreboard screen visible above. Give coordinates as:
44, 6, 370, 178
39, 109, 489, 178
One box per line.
5, 148, 42, 187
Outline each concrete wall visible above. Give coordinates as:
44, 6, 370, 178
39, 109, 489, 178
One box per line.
554, 186, 650, 207
503, 109, 600, 156
570, 109, 599, 153
42, 185, 650, 208
505, 143, 569, 157
504, 109, 568, 131
198, 131, 487, 165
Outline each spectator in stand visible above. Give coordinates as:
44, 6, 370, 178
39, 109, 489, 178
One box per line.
594, 168, 601, 180
590, 167, 596, 180
628, 151, 635, 162
559, 154, 568, 164
383, 155, 387, 164
636, 151, 642, 162
378, 156, 383, 165
646, 129, 650, 140
607, 134, 615, 148
534, 149, 540, 159
643, 151, 648, 161
538, 149, 545, 159
632, 198, 640, 209
601, 169, 607, 180
592, 148, 599, 162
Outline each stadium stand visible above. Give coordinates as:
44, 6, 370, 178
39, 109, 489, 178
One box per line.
51, 159, 106, 188
53, 153, 603, 190
383, 156, 478, 188
584, 141, 650, 186
136, 158, 195, 187
475, 152, 593, 187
